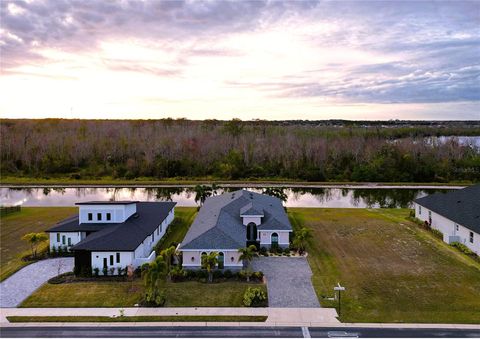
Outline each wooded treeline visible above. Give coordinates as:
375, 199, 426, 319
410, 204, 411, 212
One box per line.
1, 119, 479, 182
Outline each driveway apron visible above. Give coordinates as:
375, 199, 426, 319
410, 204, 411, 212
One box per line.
252, 257, 320, 308
0, 258, 74, 307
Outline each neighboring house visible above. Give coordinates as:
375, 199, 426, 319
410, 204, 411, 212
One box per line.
47, 201, 176, 274
179, 190, 292, 270
413, 184, 480, 255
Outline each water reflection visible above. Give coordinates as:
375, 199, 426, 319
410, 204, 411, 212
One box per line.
0, 187, 452, 208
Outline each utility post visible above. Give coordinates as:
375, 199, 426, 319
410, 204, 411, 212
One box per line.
334, 283, 346, 317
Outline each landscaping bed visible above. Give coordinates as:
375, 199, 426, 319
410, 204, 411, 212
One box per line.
7, 315, 268, 323
288, 208, 480, 324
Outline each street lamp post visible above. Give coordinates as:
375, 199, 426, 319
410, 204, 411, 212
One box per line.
334, 283, 346, 317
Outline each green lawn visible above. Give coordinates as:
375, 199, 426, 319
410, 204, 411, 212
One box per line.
7, 315, 268, 323
288, 208, 480, 324
0, 207, 76, 281
156, 207, 197, 251
20, 279, 266, 308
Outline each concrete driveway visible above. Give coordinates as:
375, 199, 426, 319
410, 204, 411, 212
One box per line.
252, 257, 320, 308
0, 258, 74, 307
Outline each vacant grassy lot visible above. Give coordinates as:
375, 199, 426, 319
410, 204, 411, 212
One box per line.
155, 207, 197, 251
288, 208, 480, 324
20, 279, 266, 308
7, 315, 268, 323
0, 207, 76, 281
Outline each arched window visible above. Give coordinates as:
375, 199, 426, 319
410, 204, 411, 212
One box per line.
218, 252, 224, 269
201, 252, 207, 269
271, 232, 279, 246
247, 222, 257, 241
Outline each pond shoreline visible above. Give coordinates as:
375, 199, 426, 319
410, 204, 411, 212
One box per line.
0, 183, 468, 189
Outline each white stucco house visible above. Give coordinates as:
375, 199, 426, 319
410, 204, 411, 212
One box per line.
47, 201, 176, 274
179, 190, 292, 270
413, 184, 480, 255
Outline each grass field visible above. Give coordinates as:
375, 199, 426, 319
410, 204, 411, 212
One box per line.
20, 279, 266, 308
288, 208, 480, 324
0, 207, 76, 281
1, 176, 471, 186
7, 315, 268, 323
155, 207, 197, 251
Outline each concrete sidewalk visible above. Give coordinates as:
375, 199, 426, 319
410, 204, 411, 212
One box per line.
1, 308, 479, 329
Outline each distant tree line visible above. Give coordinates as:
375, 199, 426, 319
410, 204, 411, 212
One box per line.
1, 119, 479, 182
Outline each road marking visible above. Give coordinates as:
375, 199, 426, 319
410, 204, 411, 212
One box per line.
302, 326, 311, 338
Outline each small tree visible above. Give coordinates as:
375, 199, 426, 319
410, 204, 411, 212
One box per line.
238, 245, 258, 282
160, 246, 176, 281
21, 232, 48, 258
144, 256, 167, 305
193, 185, 215, 206
201, 252, 218, 283
293, 227, 312, 254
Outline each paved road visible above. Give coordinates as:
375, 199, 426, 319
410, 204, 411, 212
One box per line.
252, 257, 320, 308
0, 258, 73, 307
1, 326, 479, 338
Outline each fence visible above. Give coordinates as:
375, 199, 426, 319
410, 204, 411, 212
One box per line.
0, 205, 21, 217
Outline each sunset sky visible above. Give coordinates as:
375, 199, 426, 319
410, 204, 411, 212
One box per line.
1, 0, 479, 120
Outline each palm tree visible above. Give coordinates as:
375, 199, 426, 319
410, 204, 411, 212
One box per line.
160, 246, 176, 280
238, 245, 258, 282
194, 185, 212, 206
263, 187, 288, 202
201, 251, 218, 283
143, 256, 167, 305
293, 227, 312, 254
21, 232, 48, 258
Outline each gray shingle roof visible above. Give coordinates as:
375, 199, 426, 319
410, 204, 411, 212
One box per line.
48, 202, 176, 251
180, 190, 292, 250
414, 184, 480, 234
75, 201, 138, 205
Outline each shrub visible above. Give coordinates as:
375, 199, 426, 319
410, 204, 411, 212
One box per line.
102, 266, 108, 276
451, 242, 475, 255
80, 266, 92, 277
93, 267, 100, 277
270, 243, 279, 254
223, 269, 233, 279
243, 287, 267, 307
431, 228, 443, 240
109, 267, 115, 276
48, 272, 74, 284
134, 267, 142, 277
58, 246, 64, 256
259, 247, 268, 256
252, 271, 264, 281
117, 267, 124, 276
283, 247, 291, 255
170, 266, 187, 282
141, 263, 150, 272
145, 288, 166, 306
51, 245, 57, 257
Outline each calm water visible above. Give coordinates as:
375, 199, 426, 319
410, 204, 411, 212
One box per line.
0, 187, 454, 209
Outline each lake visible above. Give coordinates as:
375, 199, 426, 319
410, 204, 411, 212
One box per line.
0, 186, 456, 209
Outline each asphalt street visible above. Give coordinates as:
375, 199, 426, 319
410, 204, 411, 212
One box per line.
1, 326, 479, 338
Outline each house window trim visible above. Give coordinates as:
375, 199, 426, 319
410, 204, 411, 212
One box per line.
116, 252, 120, 263
109, 255, 114, 266
97, 213, 102, 221
106, 213, 111, 221
88, 213, 93, 221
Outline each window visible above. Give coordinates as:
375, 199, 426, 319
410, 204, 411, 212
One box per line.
456, 224, 459, 232
106, 213, 111, 221
67, 238, 71, 246
110, 255, 114, 265
103, 258, 107, 268
57, 233, 60, 242
218, 252, 224, 269
88, 213, 93, 221
470, 232, 474, 243
428, 211, 432, 218
157, 228, 159, 235
201, 252, 207, 269
160, 225, 162, 233
271, 232, 279, 246
418, 206, 421, 215
97, 213, 102, 221
62, 235, 66, 245
151, 233, 154, 242
116, 253, 120, 263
